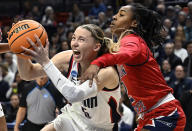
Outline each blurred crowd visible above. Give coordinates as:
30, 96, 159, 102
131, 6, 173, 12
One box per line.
0, 0, 192, 131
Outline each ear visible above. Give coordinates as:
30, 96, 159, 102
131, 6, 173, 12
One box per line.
131, 20, 137, 28
93, 43, 101, 52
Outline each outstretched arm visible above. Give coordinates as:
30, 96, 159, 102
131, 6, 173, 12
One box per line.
17, 35, 71, 81
0, 43, 9, 53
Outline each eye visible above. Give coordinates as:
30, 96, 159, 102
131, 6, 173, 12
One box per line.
120, 13, 124, 17
79, 38, 85, 42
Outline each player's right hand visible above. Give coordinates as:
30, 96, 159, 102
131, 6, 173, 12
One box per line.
80, 64, 100, 87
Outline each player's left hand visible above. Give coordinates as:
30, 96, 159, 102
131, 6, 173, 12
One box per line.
21, 34, 50, 66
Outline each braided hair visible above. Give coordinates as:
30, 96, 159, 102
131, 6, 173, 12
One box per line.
130, 3, 165, 48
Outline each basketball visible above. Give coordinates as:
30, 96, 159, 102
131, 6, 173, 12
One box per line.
7, 20, 48, 59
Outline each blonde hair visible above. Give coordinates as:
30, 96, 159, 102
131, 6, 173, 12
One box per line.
109, 28, 134, 53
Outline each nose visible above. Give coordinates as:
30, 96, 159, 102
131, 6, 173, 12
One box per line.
71, 40, 79, 48
112, 14, 117, 21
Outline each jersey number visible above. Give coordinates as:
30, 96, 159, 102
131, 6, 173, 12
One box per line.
81, 106, 91, 119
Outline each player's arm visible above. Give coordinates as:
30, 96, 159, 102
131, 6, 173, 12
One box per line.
42, 61, 119, 103
0, 43, 9, 53
14, 107, 26, 131
17, 50, 72, 81
96, 66, 119, 91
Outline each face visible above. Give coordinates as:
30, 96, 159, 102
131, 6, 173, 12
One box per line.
71, 27, 99, 63
162, 60, 171, 71
174, 37, 182, 48
164, 43, 174, 56
10, 95, 19, 108
187, 43, 192, 55
175, 65, 185, 79
110, 5, 135, 35
61, 41, 69, 51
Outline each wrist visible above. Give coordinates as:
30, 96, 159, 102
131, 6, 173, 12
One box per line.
41, 59, 51, 68
42, 60, 53, 70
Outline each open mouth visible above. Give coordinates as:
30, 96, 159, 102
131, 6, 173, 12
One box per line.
73, 50, 80, 55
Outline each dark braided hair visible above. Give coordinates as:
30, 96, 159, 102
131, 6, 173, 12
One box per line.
130, 3, 165, 49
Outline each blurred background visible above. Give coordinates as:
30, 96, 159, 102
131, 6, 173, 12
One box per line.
0, 0, 192, 131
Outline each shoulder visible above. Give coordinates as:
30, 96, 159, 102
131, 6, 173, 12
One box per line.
97, 66, 119, 90
51, 50, 73, 63
121, 34, 141, 44
51, 50, 73, 72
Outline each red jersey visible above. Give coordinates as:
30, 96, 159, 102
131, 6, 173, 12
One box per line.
91, 34, 173, 114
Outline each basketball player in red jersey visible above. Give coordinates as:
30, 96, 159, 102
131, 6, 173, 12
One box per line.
81, 3, 186, 131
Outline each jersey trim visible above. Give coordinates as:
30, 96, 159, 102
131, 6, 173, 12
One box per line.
67, 55, 73, 78
108, 96, 121, 124
102, 85, 119, 92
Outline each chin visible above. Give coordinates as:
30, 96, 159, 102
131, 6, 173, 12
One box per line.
73, 57, 82, 63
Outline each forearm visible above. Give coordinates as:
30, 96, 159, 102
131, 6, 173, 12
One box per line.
91, 51, 138, 67
43, 61, 98, 103
0, 116, 7, 131
17, 57, 46, 80
0, 43, 9, 53
91, 43, 144, 68
15, 107, 26, 128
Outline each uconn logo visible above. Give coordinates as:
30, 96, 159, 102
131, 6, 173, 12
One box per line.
83, 96, 97, 108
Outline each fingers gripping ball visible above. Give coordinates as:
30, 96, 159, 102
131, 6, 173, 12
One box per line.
7, 20, 48, 59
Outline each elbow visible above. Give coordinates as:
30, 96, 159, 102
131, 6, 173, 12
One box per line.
19, 74, 32, 81
19, 70, 34, 81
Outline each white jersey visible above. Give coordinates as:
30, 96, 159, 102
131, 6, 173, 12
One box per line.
0, 103, 4, 117
61, 56, 121, 130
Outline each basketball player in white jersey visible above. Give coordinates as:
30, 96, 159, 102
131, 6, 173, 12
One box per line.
16, 24, 121, 131
0, 27, 8, 131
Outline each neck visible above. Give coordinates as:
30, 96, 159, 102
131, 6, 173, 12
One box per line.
79, 55, 97, 75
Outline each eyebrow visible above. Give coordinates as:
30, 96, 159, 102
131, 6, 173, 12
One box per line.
119, 9, 127, 13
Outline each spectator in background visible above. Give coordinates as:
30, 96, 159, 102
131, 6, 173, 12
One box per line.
88, 0, 106, 18
66, 29, 74, 43
0, 62, 14, 87
170, 65, 192, 100
41, 6, 55, 26
59, 40, 70, 52
92, 12, 107, 29
187, 1, 192, 18
105, 5, 113, 26
175, 25, 186, 43
156, 3, 166, 16
163, 42, 182, 70
50, 33, 60, 52
66, 3, 85, 30
57, 22, 67, 42
163, 18, 175, 41
3, 94, 19, 123
153, 44, 165, 65
184, 16, 192, 43
180, 89, 192, 131
161, 60, 175, 86
0, 63, 10, 102
174, 36, 188, 62
177, 11, 187, 27
184, 41, 192, 78
31, 5, 41, 22
14, 76, 65, 131
165, 6, 177, 27
4, 53, 17, 76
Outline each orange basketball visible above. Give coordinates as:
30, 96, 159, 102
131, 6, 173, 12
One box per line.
7, 20, 48, 59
